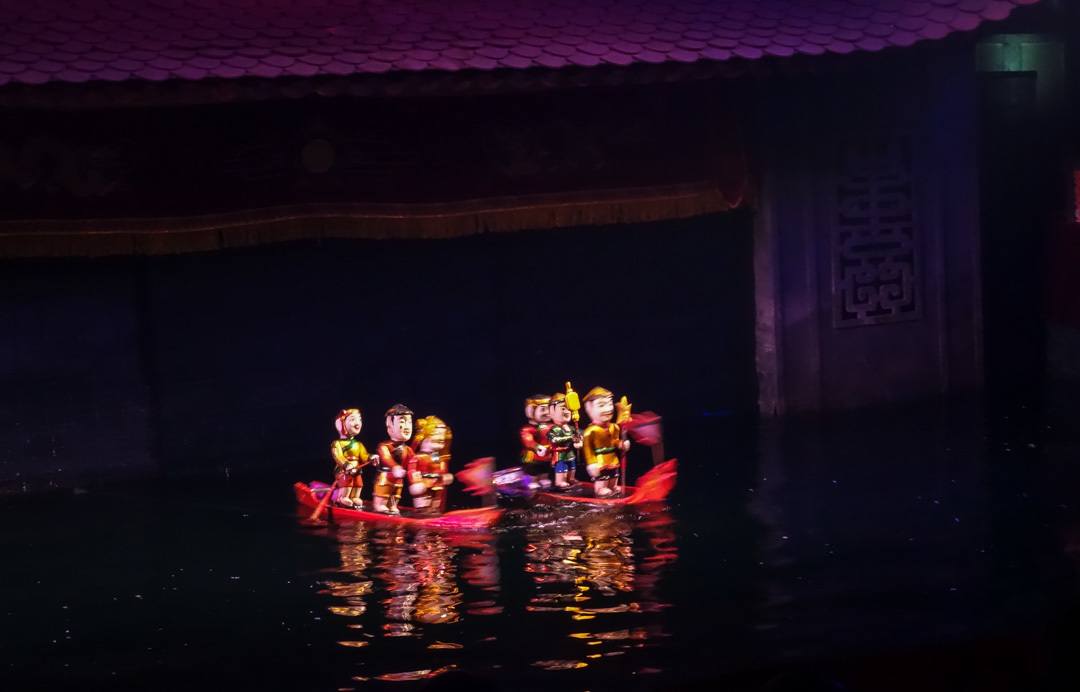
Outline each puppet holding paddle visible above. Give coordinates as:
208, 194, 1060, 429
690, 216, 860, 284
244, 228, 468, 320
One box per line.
582, 387, 632, 498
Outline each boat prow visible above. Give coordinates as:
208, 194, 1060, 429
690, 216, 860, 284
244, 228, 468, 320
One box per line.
294, 482, 502, 530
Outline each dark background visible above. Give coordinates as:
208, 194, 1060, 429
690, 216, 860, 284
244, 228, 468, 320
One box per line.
0, 210, 756, 489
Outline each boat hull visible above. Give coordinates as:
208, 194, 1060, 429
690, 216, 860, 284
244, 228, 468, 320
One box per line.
294, 482, 501, 530
533, 459, 677, 506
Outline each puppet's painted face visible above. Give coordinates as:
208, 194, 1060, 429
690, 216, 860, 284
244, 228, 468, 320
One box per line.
585, 395, 614, 424
533, 401, 552, 423
388, 414, 413, 442
525, 403, 549, 425
344, 412, 363, 436
550, 400, 572, 425
420, 425, 447, 454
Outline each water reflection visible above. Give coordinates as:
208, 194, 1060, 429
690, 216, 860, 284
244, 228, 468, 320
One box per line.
320, 522, 373, 623
323, 524, 488, 638
523, 509, 675, 671
526, 512, 636, 607
389, 528, 462, 629
527, 510, 676, 608
314, 507, 677, 682
460, 532, 502, 617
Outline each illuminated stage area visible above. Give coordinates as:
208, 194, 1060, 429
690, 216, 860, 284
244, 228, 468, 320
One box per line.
3, 0, 1080, 690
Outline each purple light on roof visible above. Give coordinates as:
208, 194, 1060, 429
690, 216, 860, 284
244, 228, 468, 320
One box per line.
0, 0, 1042, 88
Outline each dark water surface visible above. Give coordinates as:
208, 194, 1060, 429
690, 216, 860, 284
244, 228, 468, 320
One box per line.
3, 399, 1079, 691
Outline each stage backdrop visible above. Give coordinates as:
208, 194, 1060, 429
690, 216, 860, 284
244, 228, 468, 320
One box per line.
0, 211, 755, 488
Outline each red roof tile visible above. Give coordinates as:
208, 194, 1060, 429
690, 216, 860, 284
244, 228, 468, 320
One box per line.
0, 0, 1039, 89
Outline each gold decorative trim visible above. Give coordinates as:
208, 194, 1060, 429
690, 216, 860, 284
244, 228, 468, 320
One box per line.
0, 182, 746, 257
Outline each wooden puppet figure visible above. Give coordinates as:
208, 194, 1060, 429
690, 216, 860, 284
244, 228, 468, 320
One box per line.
331, 408, 370, 509
410, 415, 455, 513
582, 387, 631, 497
547, 392, 582, 489
374, 404, 415, 514
519, 394, 553, 484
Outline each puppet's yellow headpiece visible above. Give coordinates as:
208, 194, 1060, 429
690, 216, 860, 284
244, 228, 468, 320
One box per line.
412, 415, 451, 448
583, 387, 613, 402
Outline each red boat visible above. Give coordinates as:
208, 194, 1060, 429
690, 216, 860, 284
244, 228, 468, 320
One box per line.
533, 459, 677, 506
294, 481, 502, 530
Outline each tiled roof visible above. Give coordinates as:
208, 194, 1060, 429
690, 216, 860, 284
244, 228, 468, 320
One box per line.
0, 0, 1039, 88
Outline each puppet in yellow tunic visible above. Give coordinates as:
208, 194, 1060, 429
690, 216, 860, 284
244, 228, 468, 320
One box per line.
331, 408, 370, 509
582, 387, 632, 498
373, 404, 415, 514
409, 416, 455, 513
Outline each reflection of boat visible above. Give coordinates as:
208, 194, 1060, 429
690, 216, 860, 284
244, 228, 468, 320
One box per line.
533, 459, 677, 507
294, 482, 502, 530
319, 521, 499, 648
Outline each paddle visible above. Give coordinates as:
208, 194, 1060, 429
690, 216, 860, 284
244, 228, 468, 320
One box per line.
565, 381, 583, 488
439, 481, 449, 514
616, 396, 632, 497
309, 480, 339, 521
620, 445, 628, 497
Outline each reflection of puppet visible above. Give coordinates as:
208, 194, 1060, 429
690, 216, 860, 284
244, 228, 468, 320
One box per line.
582, 387, 631, 498
547, 393, 582, 489
374, 528, 463, 632
377, 526, 418, 634
331, 408, 370, 509
410, 416, 455, 513
520, 394, 553, 481
374, 404, 415, 514
324, 523, 373, 619
525, 513, 635, 600
413, 529, 462, 625
579, 514, 635, 596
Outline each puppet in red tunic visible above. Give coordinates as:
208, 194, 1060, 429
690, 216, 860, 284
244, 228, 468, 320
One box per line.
409, 415, 454, 513
519, 394, 553, 484
373, 404, 415, 514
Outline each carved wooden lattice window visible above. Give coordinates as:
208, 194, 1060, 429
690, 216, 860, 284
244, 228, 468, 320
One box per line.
832, 134, 921, 328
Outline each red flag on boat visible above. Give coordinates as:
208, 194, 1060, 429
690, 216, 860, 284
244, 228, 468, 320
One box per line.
625, 411, 663, 447
456, 457, 495, 496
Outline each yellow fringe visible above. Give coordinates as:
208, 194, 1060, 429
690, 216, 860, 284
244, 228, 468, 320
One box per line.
0, 182, 746, 258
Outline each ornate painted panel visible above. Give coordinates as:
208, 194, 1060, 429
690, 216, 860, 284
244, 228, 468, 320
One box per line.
832, 134, 922, 328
